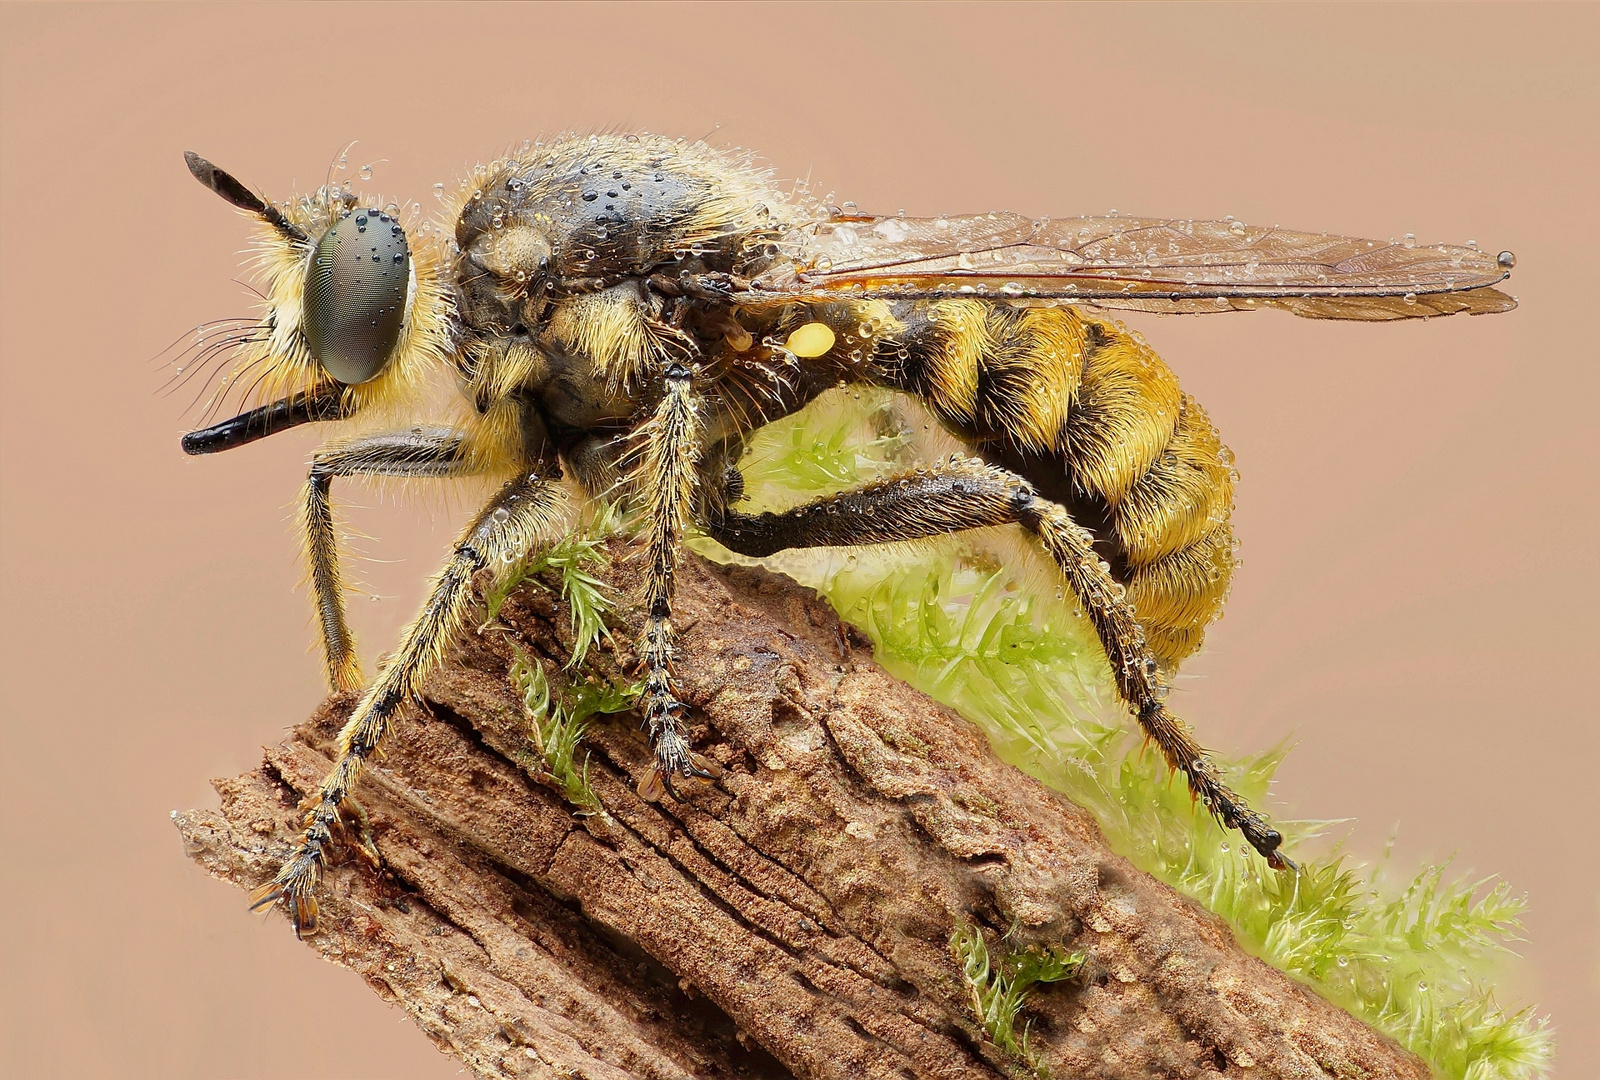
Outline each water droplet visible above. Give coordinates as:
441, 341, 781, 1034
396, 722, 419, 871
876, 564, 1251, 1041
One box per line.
492, 506, 511, 522
432, 182, 445, 199
1403, 292, 1417, 305
359, 164, 373, 180
1497, 250, 1516, 269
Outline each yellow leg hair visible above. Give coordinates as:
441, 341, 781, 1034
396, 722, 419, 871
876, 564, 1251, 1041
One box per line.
300, 428, 476, 692
631, 362, 721, 800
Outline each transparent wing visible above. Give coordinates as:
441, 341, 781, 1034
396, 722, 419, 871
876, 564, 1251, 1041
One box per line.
745, 212, 1516, 319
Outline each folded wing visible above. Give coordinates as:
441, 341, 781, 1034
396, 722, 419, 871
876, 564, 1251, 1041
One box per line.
746, 212, 1515, 320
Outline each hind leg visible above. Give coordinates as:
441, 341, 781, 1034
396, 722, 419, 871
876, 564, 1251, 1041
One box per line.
708, 457, 1289, 869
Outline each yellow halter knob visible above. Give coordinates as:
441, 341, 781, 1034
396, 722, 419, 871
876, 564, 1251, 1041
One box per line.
784, 321, 835, 358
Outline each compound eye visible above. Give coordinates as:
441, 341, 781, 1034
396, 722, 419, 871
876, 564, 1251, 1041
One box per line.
303, 209, 410, 384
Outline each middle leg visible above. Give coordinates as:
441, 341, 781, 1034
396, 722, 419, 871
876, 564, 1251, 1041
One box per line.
630, 361, 720, 800
708, 456, 1289, 868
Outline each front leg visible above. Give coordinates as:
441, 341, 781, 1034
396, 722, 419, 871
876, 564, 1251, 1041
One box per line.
632, 360, 719, 801
303, 427, 477, 691
250, 471, 570, 935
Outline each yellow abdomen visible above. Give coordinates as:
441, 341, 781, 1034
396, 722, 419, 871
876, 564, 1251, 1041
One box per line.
867, 300, 1237, 667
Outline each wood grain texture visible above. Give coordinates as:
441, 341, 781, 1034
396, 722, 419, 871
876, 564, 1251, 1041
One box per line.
175, 547, 1430, 1080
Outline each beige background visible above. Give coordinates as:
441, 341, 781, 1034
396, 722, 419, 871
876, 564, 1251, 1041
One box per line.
2, 3, 1595, 1076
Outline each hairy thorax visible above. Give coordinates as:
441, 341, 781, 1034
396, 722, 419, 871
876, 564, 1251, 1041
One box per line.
442, 139, 1236, 667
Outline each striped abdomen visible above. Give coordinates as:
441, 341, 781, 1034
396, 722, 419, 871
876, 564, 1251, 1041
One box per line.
866, 300, 1237, 667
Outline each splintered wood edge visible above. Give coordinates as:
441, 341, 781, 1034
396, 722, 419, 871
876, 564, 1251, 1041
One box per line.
176, 548, 1430, 1080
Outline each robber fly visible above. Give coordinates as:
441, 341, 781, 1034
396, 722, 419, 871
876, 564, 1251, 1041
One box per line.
176, 133, 1516, 936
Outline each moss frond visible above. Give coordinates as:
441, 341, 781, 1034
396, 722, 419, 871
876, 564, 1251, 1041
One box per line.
508, 624, 639, 815
488, 501, 621, 667
952, 922, 1083, 1073
510, 646, 596, 812
733, 386, 910, 496
697, 388, 1552, 1080
494, 506, 641, 816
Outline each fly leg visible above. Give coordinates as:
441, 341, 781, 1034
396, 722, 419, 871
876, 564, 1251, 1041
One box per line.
631, 361, 720, 801
301, 428, 477, 691
250, 472, 570, 936
707, 456, 1289, 869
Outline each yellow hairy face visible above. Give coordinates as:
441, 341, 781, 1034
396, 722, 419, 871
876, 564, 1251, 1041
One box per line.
210, 185, 454, 424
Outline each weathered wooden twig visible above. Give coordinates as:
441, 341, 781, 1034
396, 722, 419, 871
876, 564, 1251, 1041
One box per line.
175, 548, 1430, 1080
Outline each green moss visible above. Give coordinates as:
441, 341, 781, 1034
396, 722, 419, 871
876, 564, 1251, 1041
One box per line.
509, 645, 641, 815
488, 503, 620, 669
694, 388, 1552, 1080
952, 922, 1083, 1074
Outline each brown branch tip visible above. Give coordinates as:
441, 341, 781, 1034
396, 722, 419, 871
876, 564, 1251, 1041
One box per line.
175, 547, 1429, 1080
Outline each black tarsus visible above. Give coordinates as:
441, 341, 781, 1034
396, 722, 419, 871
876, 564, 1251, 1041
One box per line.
181, 384, 346, 455
184, 151, 308, 243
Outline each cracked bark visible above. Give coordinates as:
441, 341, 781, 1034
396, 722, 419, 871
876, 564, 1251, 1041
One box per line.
175, 546, 1431, 1080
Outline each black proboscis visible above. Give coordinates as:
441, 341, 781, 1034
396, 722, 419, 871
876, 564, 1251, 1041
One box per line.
180, 385, 345, 455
